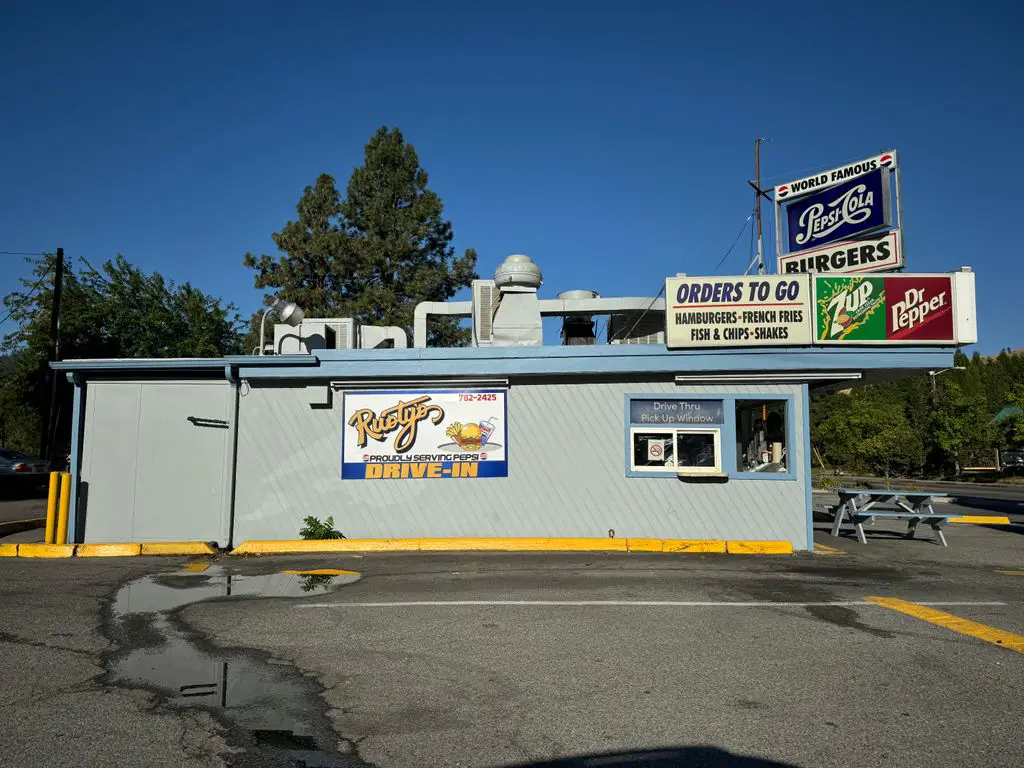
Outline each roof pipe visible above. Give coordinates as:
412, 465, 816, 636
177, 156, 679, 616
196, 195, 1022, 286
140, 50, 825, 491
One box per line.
359, 325, 410, 349
413, 300, 473, 348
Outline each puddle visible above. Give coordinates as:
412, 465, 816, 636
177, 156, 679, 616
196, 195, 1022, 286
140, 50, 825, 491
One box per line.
105, 566, 369, 767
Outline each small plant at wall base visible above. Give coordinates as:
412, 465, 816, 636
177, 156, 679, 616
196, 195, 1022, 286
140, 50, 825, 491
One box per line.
299, 516, 345, 540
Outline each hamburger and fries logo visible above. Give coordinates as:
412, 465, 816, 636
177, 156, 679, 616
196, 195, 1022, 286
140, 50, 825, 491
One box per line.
342, 390, 508, 480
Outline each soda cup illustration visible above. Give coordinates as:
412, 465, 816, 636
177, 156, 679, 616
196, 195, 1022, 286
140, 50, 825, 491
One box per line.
478, 417, 498, 447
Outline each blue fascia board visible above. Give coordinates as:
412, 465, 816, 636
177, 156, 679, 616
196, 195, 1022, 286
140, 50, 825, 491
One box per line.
51, 345, 955, 380
52, 354, 317, 372
241, 346, 955, 380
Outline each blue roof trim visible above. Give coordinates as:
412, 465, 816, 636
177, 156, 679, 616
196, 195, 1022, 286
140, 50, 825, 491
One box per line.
52, 354, 317, 372
243, 346, 955, 379
51, 345, 955, 379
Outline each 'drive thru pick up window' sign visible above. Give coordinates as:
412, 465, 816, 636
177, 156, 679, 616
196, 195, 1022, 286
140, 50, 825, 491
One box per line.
665, 276, 813, 348
629, 399, 724, 425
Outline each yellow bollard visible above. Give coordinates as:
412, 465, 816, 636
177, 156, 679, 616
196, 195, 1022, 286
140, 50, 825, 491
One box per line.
55, 472, 72, 545
45, 472, 60, 544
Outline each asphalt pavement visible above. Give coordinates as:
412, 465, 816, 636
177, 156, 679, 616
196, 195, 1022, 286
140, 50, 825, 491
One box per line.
0, 519, 1022, 768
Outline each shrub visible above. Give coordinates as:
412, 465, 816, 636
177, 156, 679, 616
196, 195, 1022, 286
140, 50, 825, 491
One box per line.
299, 515, 345, 540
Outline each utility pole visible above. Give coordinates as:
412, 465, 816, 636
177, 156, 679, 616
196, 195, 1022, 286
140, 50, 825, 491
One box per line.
747, 138, 772, 275
40, 247, 64, 463
754, 138, 766, 275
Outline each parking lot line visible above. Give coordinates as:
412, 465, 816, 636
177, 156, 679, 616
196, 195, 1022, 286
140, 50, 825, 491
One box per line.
866, 596, 1024, 654
813, 543, 845, 555
996, 569, 1024, 576
295, 600, 1007, 609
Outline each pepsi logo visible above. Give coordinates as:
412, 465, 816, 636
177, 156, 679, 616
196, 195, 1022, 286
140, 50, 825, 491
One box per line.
880, 154, 893, 166
480, 452, 488, 459
777, 184, 790, 199
362, 454, 369, 462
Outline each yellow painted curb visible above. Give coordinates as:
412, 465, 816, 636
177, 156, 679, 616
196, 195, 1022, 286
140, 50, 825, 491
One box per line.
18, 543, 76, 559
141, 542, 217, 556
230, 537, 780, 555
0, 543, 19, 557
76, 543, 142, 557
866, 596, 1024, 654
282, 568, 361, 576
664, 540, 728, 553
626, 538, 665, 552
231, 539, 408, 554
726, 540, 793, 555
949, 516, 1012, 525
417, 537, 629, 552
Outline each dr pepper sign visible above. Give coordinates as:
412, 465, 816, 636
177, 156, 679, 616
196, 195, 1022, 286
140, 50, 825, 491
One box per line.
814, 275, 957, 344
665, 275, 813, 348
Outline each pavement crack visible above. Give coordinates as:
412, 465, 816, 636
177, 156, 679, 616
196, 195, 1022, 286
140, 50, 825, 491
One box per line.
0, 630, 97, 659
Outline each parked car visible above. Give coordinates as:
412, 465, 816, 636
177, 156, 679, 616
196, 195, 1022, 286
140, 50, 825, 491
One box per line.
1000, 450, 1024, 472
0, 449, 50, 491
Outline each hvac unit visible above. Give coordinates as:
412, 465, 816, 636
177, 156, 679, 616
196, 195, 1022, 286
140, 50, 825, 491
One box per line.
274, 318, 357, 354
608, 313, 666, 345
472, 279, 497, 347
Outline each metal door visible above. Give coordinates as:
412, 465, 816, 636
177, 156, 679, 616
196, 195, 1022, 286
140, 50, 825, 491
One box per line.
80, 380, 233, 545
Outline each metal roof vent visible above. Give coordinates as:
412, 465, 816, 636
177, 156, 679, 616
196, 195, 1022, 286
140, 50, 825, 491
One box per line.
490, 254, 543, 346
494, 254, 542, 291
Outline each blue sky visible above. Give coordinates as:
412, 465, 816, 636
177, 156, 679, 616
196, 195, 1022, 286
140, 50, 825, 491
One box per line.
1, 1, 1020, 352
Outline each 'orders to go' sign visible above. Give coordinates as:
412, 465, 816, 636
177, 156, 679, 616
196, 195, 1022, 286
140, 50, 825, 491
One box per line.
664, 273, 974, 348
665, 275, 813, 348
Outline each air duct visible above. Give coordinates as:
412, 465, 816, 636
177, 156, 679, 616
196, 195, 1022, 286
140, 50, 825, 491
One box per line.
557, 290, 599, 345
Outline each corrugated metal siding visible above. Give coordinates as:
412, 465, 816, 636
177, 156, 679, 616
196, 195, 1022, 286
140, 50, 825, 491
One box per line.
233, 380, 809, 548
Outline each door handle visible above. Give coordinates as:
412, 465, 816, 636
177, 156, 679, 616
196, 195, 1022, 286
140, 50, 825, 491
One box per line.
187, 416, 229, 429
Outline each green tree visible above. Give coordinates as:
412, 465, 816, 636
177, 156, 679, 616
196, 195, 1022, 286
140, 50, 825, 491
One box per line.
1, 255, 243, 456
244, 127, 478, 348
932, 379, 995, 473
243, 174, 348, 316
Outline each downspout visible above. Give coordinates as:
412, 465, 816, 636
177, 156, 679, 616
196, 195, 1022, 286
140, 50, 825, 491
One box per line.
223, 364, 241, 550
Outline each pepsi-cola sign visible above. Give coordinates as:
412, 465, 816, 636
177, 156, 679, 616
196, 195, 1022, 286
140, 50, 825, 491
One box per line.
782, 168, 891, 255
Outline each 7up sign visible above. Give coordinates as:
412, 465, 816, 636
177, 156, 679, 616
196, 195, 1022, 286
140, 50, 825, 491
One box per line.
814, 275, 956, 344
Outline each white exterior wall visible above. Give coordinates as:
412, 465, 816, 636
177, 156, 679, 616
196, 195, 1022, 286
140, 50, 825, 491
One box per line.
233, 379, 810, 548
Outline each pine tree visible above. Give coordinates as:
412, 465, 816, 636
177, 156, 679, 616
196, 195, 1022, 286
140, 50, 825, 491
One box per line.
244, 127, 478, 348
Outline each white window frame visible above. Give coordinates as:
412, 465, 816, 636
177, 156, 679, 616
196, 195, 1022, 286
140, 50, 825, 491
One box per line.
629, 428, 678, 473
629, 427, 723, 475
673, 428, 723, 476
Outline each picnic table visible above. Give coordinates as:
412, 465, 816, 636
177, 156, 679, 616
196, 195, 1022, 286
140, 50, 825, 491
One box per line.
829, 488, 952, 546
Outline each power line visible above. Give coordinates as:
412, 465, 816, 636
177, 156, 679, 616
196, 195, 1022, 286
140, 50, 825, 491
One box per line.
0, 268, 52, 327
0, 250, 48, 257
609, 283, 666, 344
711, 211, 754, 274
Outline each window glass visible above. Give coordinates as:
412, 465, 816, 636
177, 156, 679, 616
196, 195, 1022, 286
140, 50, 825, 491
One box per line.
676, 432, 717, 469
631, 430, 675, 470
735, 400, 788, 473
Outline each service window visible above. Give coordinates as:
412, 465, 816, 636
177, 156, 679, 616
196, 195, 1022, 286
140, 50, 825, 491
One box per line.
675, 430, 720, 472
630, 429, 676, 472
629, 427, 722, 475
627, 397, 725, 476
735, 399, 788, 473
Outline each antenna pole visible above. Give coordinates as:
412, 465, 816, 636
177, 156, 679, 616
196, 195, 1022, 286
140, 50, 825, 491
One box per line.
754, 139, 765, 275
